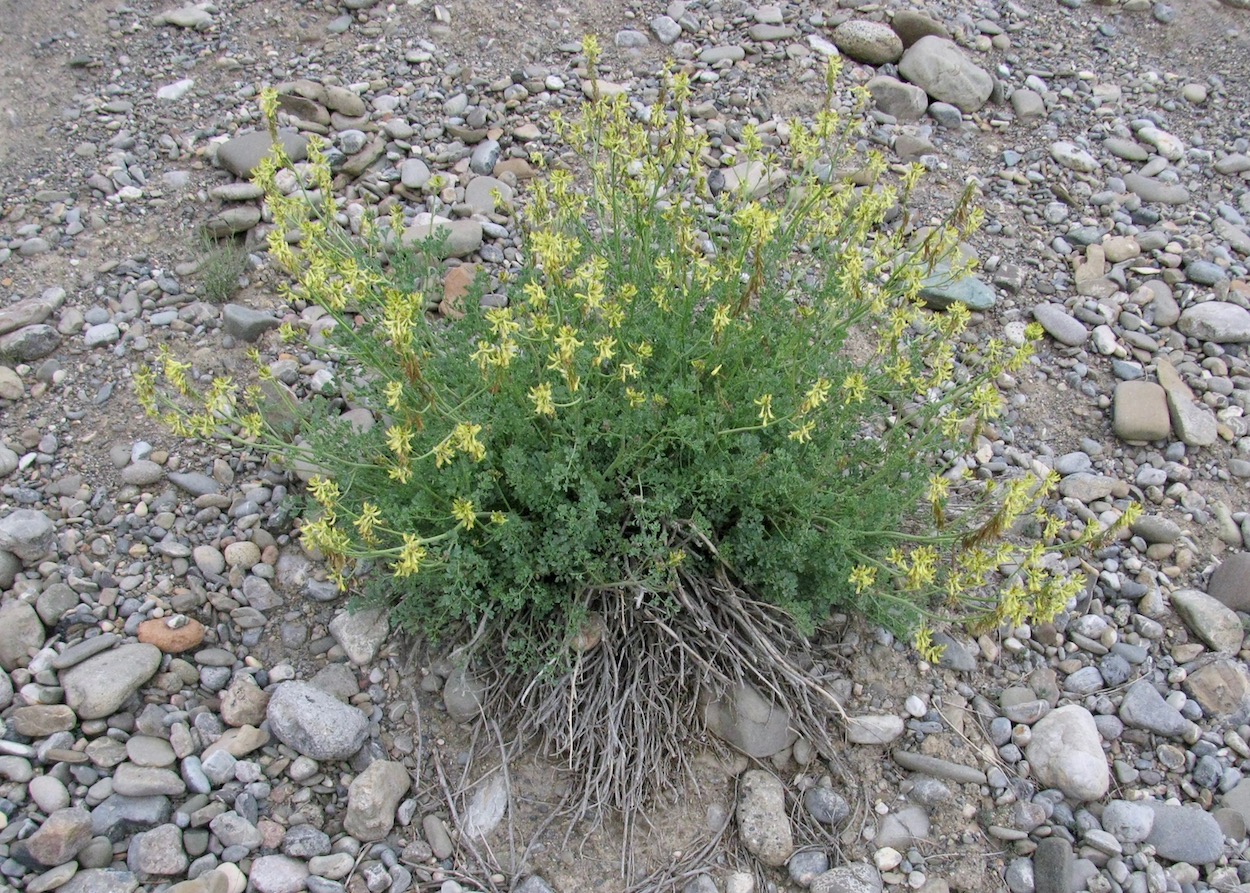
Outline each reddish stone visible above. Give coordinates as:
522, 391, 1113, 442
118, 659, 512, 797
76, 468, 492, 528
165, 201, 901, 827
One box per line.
137, 616, 207, 654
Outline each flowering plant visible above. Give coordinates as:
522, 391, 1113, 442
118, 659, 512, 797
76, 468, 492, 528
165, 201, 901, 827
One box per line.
140, 41, 1133, 817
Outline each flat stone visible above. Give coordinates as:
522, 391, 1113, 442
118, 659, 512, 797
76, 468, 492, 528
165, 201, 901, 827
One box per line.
891, 751, 987, 785
1057, 472, 1117, 502
60, 644, 162, 720
137, 617, 206, 654
1113, 381, 1170, 441
10, 705, 76, 737
874, 805, 929, 849
1032, 303, 1088, 346
14, 807, 93, 868
1155, 356, 1219, 446
401, 217, 483, 259
1119, 680, 1192, 738
705, 681, 797, 758
1208, 553, 1250, 611
1171, 588, 1243, 652
1025, 705, 1108, 801
1102, 799, 1155, 843
0, 293, 62, 337
1033, 837, 1073, 893
1051, 141, 1100, 173
918, 269, 996, 310
737, 770, 793, 867
248, 855, 310, 893
217, 129, 308, 179
865, 76, 928, 122
59, 869, 139, 893
1123, 172, 1189, 205
223, 304, 280, 343
90, 795, 171, 841
1144, 801, 1224, 864
846, 715, 905, 745
0, 324, 60, 362
1185, 659, 1250, 725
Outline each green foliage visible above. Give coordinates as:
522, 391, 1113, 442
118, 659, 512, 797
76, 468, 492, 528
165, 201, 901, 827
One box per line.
141, 47, 1112, 666
194, 231, 249, 304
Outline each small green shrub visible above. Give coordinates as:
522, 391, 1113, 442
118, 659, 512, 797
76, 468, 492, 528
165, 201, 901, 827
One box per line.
141, 43, 1133, 819
195, 231, 249, 304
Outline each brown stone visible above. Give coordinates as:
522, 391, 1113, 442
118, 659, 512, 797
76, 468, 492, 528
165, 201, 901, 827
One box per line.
441, 264, 480, 320
10, 705, 77, 737
1185, 659, 1250, 725
137, 616, 207, 654
220, 674, 270, 727
494, 158, 536, 180
203, 724, 269, 759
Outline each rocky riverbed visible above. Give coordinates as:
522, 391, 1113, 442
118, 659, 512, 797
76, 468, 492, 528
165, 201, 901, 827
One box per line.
2, 0, 1250, 892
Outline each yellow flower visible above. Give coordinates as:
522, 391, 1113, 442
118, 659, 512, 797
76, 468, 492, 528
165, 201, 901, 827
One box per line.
799, 378, 831, 414
308, 476, 341, 510
754, 393, 775, 426
385, 425, 413, 459
384, 381, 404, 411
788, 421, 814, 443
593, 336, 617, 368
490, 511, 507, 525
529, 382, 556, 417
452, 497, 477, 530
354, 502, 382, 543
625, 387, 646, 408
452, 422, 486, 462
393, 534, 426, 578
711, 303, 732, 336
841, 372, 868, 405
914, 626, 946, 664
849, 565, 877, 594
433, 437, 455, 468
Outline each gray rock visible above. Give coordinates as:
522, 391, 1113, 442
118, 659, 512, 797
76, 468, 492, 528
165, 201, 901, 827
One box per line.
84, 322, 121, 347
892, 750, 986, 785
890, 10, 950, 47
1221, 779, 1250, 829
400, 158, 431, 189
1032, 303, 1088, 346
249, 855, 310, 893
847, 714, 905, 745
0, 550, 23, 589
210, 811, 263, 849
1186, 260, 1226, 285
266, 681, 369, 760
126, 823, 186, 877
1005, 858, 1033, 893
217, 129, 309, 179
704, 681, 797, 758
344, 760, 411, 841
154, 6, 212, 28
832, 20, 903, 64
121, 460, 164, 487
1123, 172, 1189, 205
1051, 141, 1100, 173
1144, 801, 1224, 864
804, 787, 850, 826
0, 509, 56, 562
112, 765, 185, 797
1033, 837, 1073, 893
1132, 515, 1182, 545
167, 472, 220, 497
866, 76, 928, 121
918, 268, 996, 310
329, 607, 389, 665
442, 666, 485, 722
1119, 681, 1192, 738
1025, 705, 1108, 801
223, 304, 280, 342
0, 601, 46, 670
874, 804, 930, 849
283, 825, 331, 858
1113, 381, 1170, 441
204, 206, 260, 237
461, 769, 508, 839
1101, 800, 1154, 843
60, 644, 162, 720
60, 869, 140, 893
737, 770, 793, 867
811, 863, 883, 893
897, 36, 993, 113
1171, 588, 1243, 652
650, 15, 682, 44
1010, 88, 1046, 119
1057, 472, 1117, 502
0, 324, 59, 362
790, 850, 832, 886
401, 218, 483, 259
470, 139, 501, 175
464, 176, 513, 215
90, 795, 172, 841
14, 807, 93, 868
1185, 659, 1250, 724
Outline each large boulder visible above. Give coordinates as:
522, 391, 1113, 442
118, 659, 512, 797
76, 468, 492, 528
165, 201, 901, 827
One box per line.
898, 36, 994, 113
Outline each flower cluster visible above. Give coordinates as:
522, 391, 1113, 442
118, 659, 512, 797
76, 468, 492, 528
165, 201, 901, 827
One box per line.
138, 42, 1115, 655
